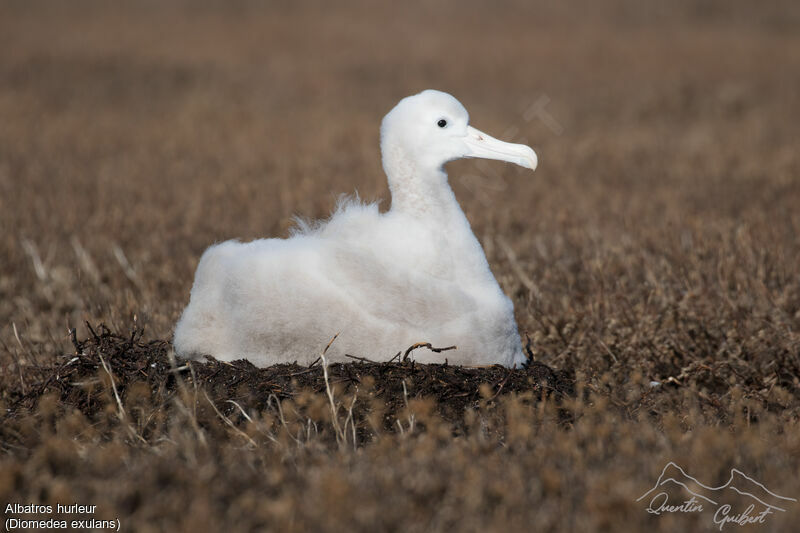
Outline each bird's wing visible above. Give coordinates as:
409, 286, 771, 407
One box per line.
322, 239, 474, 328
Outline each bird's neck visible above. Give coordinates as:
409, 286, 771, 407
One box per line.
383, 145, 495, 282
383, 145, 464, 221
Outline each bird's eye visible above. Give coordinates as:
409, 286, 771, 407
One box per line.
437, 119, 447, 128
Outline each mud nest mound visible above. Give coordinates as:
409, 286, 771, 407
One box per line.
3, 325, 575, 440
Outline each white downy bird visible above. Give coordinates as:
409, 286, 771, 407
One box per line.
174, 90, 537, 367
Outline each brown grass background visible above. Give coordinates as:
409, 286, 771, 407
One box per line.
1, 1, 800, 531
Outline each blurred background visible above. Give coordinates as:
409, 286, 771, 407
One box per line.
1, 0, 798, 361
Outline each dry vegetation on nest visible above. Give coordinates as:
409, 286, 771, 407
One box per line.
1, 1, 799, 531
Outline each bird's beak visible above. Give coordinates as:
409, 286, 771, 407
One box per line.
463, 125, 538, 171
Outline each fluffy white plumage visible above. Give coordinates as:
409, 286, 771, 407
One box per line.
174, 90, 538, 367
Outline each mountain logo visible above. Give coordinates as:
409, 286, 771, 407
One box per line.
636, 462, 796, 530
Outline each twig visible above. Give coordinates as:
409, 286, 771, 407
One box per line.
167, 348, 207, 446
524, 332, 535, 363
204, 391, 257, 448
399, 379, 415, 434
402, 342, 457, 363
97, 351, 126, 422
69, 327, 82, 354
288, 368, 316, 377
226, 400, 254, 423
341, 391, 359, 452
86, 322, 100, 342
97, 351, 146, 444
344, 353, 380, 364
490, 367, 515, 400
319, 334, 347, 447
266, 394, 301, 446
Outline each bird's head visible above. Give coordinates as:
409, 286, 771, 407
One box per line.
380, 90, 538, 174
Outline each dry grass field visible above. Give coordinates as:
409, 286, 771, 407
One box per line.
1, 1, 800, 531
